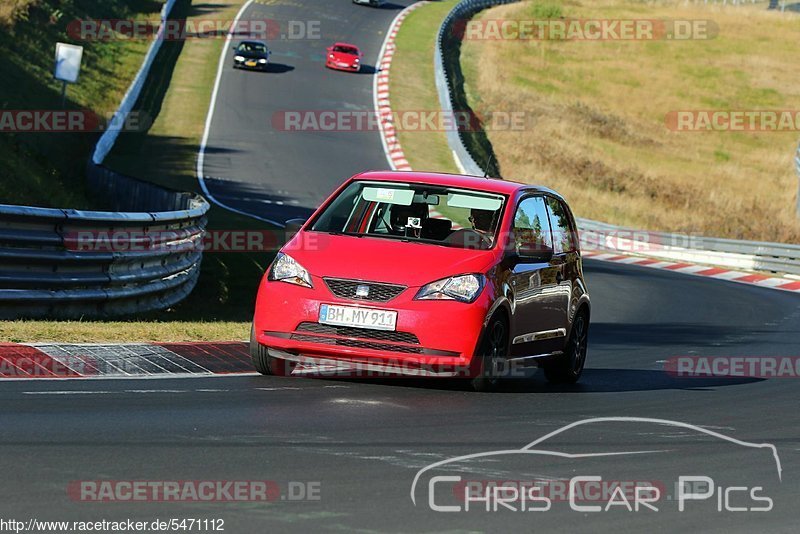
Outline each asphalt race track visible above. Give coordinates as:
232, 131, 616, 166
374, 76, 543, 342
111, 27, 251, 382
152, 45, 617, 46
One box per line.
3, 0, 800, 531
2, 260, 800, 531
200, 0, 415, 223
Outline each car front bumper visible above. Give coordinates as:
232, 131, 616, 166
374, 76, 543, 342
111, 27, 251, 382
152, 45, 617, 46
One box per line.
253, 276, 492, 377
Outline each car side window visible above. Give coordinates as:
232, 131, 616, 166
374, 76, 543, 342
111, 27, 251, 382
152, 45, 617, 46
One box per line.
513, 196, 552, 254
545, 197, 576, 254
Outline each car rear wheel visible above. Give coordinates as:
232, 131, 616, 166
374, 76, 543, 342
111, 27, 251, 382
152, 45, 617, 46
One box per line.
249, 324, 290, 376
543, 311, 588, 384
470, 317, 508, 392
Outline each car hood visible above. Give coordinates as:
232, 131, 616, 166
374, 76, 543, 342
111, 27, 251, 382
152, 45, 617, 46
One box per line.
286, 232, 496, 287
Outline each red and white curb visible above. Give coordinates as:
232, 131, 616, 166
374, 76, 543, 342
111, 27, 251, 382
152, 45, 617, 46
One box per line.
374, 1, 428, 172
582, 250, 800, 294
0, 342, 254, 379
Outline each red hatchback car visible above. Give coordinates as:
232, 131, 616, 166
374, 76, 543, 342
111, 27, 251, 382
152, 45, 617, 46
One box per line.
325, 42, 362, 72
251, 171, 590, 391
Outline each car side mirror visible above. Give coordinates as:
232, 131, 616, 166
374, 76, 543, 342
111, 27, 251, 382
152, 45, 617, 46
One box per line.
515, 242, 554, 263
285, 218, 306, 237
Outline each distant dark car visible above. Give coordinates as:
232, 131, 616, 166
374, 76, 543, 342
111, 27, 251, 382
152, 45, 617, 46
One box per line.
232, 41, 271, 71
353, 0, 385, 6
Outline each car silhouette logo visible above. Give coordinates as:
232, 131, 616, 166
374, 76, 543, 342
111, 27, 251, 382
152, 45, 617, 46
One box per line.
356, 285, 370, 298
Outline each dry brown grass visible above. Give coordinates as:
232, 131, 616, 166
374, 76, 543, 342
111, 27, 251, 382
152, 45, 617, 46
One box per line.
0, 0, 36, 26
461, 0, 800, 241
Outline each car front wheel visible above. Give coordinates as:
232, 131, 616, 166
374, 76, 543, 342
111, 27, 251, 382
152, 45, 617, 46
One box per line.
249, 324, 290, 376
470, 317, 508, 392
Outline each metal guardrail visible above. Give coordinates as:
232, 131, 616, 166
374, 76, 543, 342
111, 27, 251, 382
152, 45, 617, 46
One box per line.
0, 164, 209, 319
434, 0, 800, 277
577, 218, 800, 277
434, 0, 520, 176
0, 0, 211, 319
93, 0, 177, 165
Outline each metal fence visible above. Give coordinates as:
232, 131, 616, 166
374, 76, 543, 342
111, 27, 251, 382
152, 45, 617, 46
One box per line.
0, 163, 209, 319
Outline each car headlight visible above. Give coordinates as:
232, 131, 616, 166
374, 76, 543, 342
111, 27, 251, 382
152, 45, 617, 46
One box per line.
268, 253, 313, 288
258, 58, 267, 63
234, 55, 245, 61
415, 274, 484, 303
354, 58, 360, 63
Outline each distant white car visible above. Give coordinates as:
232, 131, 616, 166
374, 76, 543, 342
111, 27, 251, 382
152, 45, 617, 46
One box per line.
353, 0, 385, 6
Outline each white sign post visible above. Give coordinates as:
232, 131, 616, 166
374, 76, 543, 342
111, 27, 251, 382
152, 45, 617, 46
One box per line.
54, 42, 83, 107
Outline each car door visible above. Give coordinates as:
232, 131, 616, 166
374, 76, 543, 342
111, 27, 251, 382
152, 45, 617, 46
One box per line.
507, 195, 565, 358
544, 196, 578, 341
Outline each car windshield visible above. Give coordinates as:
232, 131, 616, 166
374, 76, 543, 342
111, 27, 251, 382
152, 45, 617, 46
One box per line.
310, 181, 505, 250
333, 45, 358, 55
238, 42, 267, 53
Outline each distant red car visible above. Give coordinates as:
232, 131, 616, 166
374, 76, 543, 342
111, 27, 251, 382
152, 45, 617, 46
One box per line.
251, 171, 590, 391
325, 42, 362, 72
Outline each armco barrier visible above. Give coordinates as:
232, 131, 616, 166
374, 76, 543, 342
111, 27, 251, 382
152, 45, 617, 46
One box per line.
0, 164, 208, 319
92, 0, 177, 165
434, 0, 520, 176
578, 217, 800, 277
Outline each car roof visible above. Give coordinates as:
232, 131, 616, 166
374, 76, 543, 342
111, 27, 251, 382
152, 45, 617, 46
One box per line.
332, 42, 359, 49
351, 170, 559, 198
239, 40, 267, 46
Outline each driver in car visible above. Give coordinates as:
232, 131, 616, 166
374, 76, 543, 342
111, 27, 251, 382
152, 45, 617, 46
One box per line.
469, 208, 497, 241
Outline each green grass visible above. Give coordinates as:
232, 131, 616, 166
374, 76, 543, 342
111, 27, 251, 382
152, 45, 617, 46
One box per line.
0, 0, 158, 208
390, 0, 460, 174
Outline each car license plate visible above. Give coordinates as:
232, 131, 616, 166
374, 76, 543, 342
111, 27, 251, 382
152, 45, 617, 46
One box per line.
245, 60, 257, 67
319, 304, 397, 331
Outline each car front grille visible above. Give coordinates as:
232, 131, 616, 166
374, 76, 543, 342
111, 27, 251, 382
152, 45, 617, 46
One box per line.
291, 322, 422, 354
290, 334, 422, 354
295, 322, 419, 344
323, 278, 406, 302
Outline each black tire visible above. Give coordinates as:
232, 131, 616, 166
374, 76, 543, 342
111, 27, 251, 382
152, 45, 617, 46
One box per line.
249, 324, 290, 376
470, 317, 509, 392
543, 311, 589, 384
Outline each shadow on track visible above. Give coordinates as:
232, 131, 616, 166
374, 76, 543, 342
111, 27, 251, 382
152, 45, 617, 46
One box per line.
282, 368, 764, 393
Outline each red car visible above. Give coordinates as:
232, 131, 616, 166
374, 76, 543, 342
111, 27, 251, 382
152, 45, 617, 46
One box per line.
325, 42, 362, 72
250, 171, 590, 391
